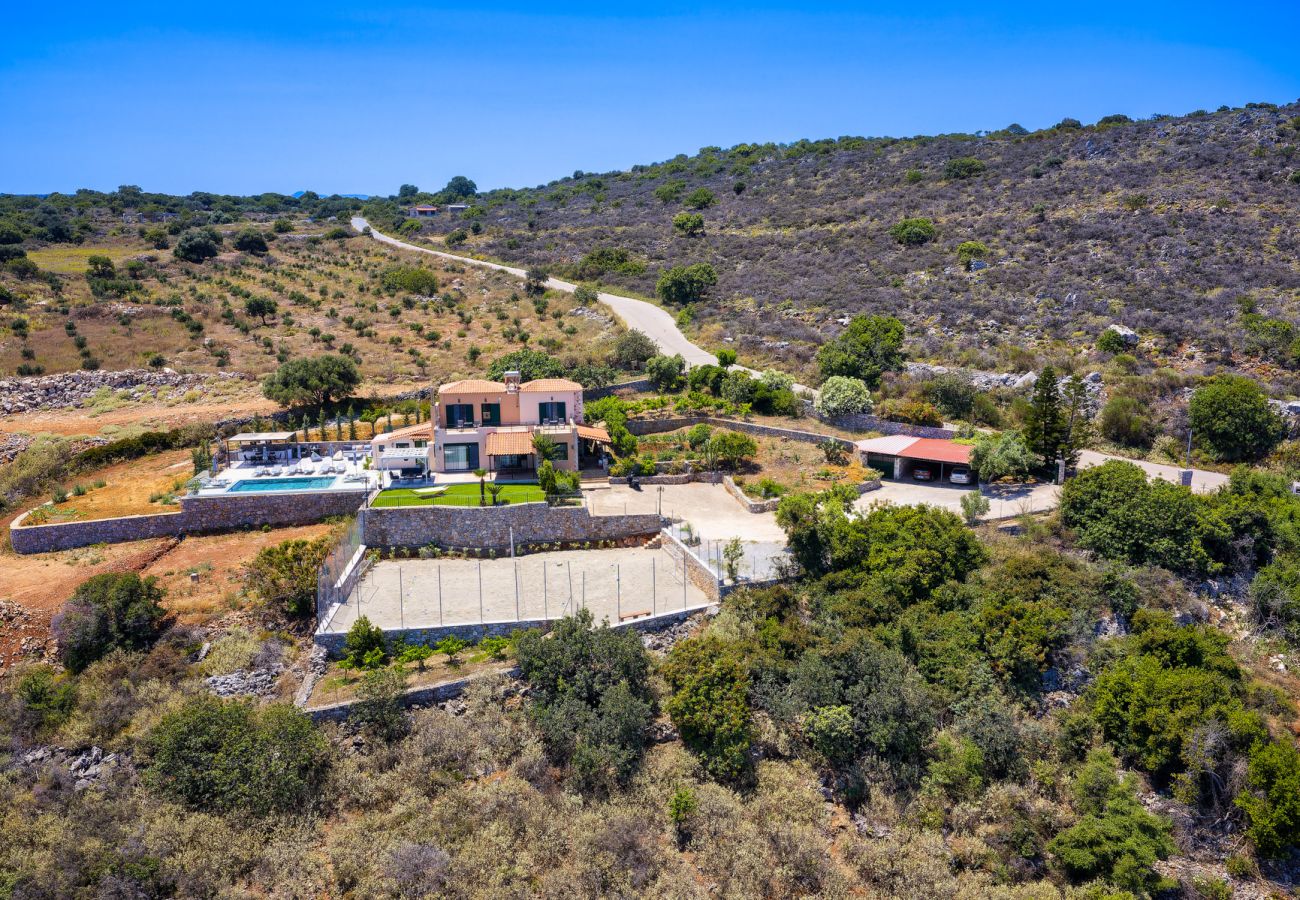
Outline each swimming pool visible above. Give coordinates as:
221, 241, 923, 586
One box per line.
227, 476, 338, 493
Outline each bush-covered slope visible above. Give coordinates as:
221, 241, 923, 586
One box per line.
421, 103, 1300, 373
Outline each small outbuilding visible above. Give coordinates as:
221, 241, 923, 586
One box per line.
855, 435, 974, 484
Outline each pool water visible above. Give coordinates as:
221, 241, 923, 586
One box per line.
228, 476, 338, 493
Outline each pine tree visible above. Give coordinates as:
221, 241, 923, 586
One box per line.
347, 404, 357, 440
1023, 366, 1064, 465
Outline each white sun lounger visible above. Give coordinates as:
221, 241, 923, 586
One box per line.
411, 486, 448, 496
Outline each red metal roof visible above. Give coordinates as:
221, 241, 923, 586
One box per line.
896, 438, 972, 465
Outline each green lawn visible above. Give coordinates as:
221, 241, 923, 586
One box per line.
371, 482, 545, 508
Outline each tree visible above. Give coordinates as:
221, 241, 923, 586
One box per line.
813, 375, 872, 418
434, 635, 468, 666
342, 616, 388, 669
716, 348, 737, 367
532, 433, 560, 462
86, 255, 115, 279
970, 431, 1035, 482
245, 536, 332, 617
683, 187, 716, 209
672, 212, 705, 237
524, 267, 549, 297
439, 175, 477, 200
233, 228, 268, 255
645, 353, 685, 392
815, 314, 905, 387
655, 263, 717, 305
709, 431, 758, 469
1059, 375, 1094, 467
244, 296, 277, 325
350, 667, 408, 740
486, 348, 564, 382
1022, 367, 1064, 466
661, 635, 753, 780
51, 572, 168, 673
173, 227, 222, 263
889, 217, 936, 246
261, 354, 361, 407
955, 240, 988, 270
1189, 375, 1284, 462
944, 156, 988, 179
144, 697, 329, 816
397, 183, 419, 198
960, 491, 990, 525
609, 329, 657, 370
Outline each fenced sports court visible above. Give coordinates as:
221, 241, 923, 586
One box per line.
318, 544, 712, 634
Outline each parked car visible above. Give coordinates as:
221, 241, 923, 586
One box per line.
949, 467, 972, 485
911, 466, 933, 482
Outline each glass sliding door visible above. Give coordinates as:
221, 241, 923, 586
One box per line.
443, 443, 479, 472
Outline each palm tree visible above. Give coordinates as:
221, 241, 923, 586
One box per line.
473, 468, 487, 506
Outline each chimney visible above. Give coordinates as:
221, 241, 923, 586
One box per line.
504, 370, 521, 393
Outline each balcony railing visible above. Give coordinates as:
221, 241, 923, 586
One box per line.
439, 418, 576, 431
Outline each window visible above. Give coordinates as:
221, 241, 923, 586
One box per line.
445, 404, 474, 428
481, 403, 501, 426
538, 401, 567, 424
443, 443, 479, 472
553, 441, 569, 460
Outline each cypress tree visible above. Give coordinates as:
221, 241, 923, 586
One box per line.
1024, 366, 1064, 465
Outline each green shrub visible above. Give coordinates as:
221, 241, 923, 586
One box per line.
1235, 739, 1300, 858
661, 635, 753, 780
1189, 374, 1284, 462
889, 217, 936, 246
244, 535, 333, 617
145, 697, 329, 815
943, 157, 987, 179
342, 616, 387, 669
51, 573, 168, 673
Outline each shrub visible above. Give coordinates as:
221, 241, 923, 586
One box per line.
342, 616, 387, 669
645, 353, 686, 392
486, 348, 565, 381
350, 667, 409, 740
245, 536, 332, 617
144, 697, 329, 815
889, 217, 936, 246
661, 635, 753, 780
686, 424, 713, 449
655, 263, 717, 305
813, 375, 872, 418
232, 228, 268, 255
52, 573, 168, 673
816, 314, 905, 386
943, 157, 987, 179
708, 431, 758, 469
969, 431, 1035, 482
380, 265, 438, 295
683, 187, 716, 209
1099, 396, 1158, 448
959, 490, 990, 525
609, 329, 657, 370
1189, 374, 1284, 462
955, 240, 988, 270
1096, 328, 1128, 354
923, 374, 976, 418
716, 348, 737, 367
173, 227, 222, 263
877, 399, 943, 427
672, 211, 705, 236
1235, 740, 1300, 858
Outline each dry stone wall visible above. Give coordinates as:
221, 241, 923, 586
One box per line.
11, 489, 367, 554
360, 502, 665, 551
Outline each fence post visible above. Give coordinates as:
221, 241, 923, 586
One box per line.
514, 559, 520, 621
616, 564, 621, 620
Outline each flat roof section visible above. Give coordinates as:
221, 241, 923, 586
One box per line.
897, 438, 973, 465
227, 431, 297, 443
854, 435, 919, 456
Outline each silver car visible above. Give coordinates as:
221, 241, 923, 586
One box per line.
949, 466, 972, 485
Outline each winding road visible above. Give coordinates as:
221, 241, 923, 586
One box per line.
352, 216, 717, 366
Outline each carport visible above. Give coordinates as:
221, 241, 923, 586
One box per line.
855, 436, 974, 484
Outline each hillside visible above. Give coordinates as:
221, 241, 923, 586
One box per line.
386, 102, 1300, 379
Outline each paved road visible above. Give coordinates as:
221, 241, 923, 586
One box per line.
353, 216, 716, 365
351, 217, 817, 392
1077, 449, 1228, 494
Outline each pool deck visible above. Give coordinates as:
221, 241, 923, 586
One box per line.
196, 458, 376, 496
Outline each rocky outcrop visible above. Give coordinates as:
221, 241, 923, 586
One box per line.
205, 664, 285, 698
21, 745, 125, 791
0, 368, 247, 415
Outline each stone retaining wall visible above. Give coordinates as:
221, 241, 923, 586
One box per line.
661, 529, 723, 601
360, 502, 665, 551
627, 415, 857, 448
810, 407, 955, 439
10, 489, 367, 554
584, 378, 654, 400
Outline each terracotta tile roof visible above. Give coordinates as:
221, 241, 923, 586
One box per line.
520, 378, 583, 392
576, 424, 611, 443
369, 422, 431, 445
439, 379, 505, 394
485, 431, 536, 456
896, 438, 973, 465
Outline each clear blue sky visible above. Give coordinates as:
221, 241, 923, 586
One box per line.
2, 1, 1297, 196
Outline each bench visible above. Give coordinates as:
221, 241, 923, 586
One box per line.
618, 609, 652, 622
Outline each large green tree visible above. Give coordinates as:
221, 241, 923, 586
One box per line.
655, 263, 717, 305
1022, 367, 1065, 466
1189, 374, 1284, 462
51, 572, 169, 673
815, 314, 905, 387
261, 354, 361, 407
